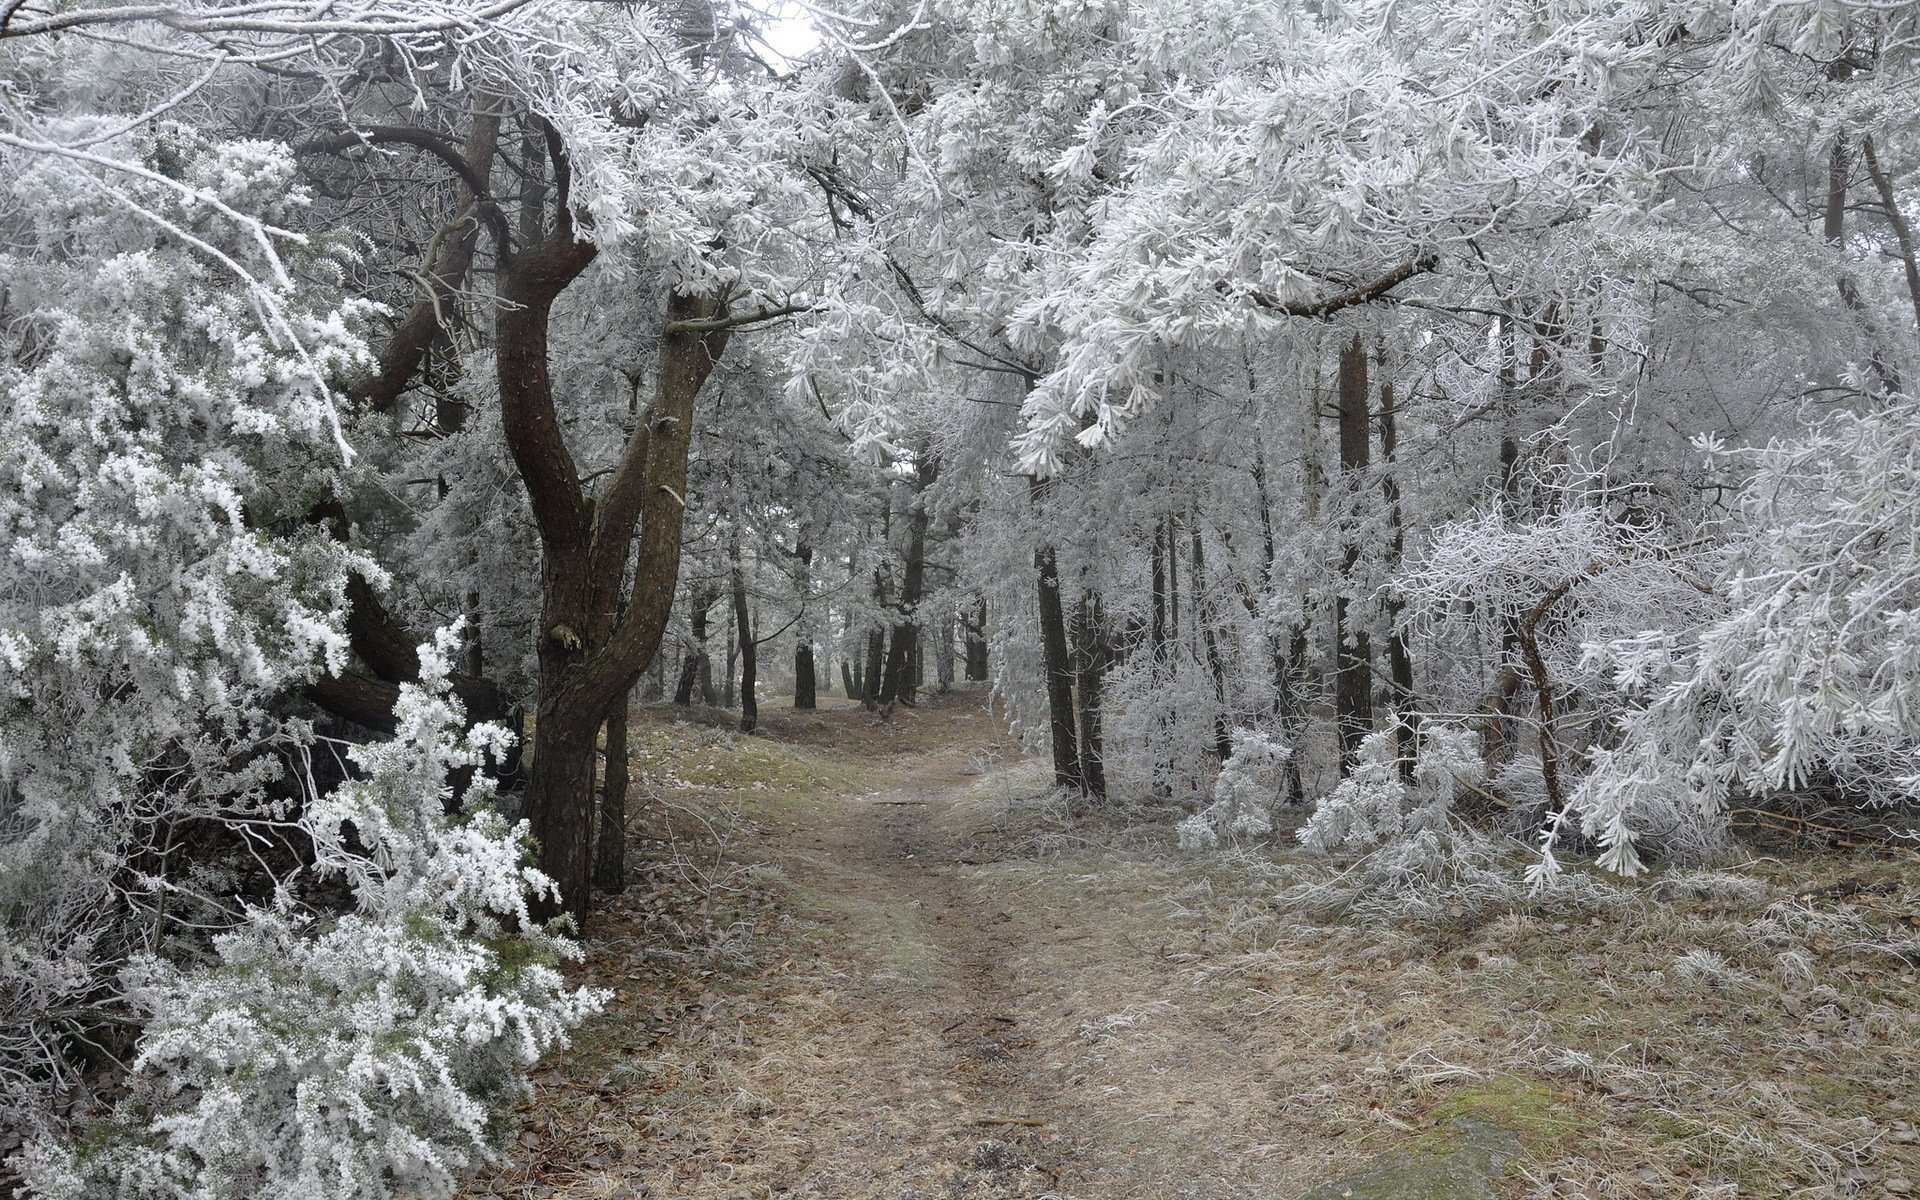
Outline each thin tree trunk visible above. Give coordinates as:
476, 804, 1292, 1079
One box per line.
1035, 541, 1082, 792
936, 614, 956, 692
722, 606, 736, 709
1380, 379, 1417, 783
1334, 333, 1374, 771
1863, 135, 1920, 344
733, 552, 756, 733
862, 626, 885, 709
1827, 134, 1900, 395
1190, 528, 1234, 761
674, 589, 715, 706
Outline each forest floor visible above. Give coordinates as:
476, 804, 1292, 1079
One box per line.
463, 687, 1920, 1200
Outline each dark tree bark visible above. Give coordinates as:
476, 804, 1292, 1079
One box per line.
935, 614, 956, 692
1334, 334, 1375, 771
303, 503, 508, 737
1189, 528, 1234, 762
793, 542, 817, 709
879, 456, 936, 706
1380, 379, 1417, 783
1827, 135, 1900, 395
732, 549, 757, 733
963, 597, 990, 681
593, 691, 628, 892
841, 656, 861, 701
1863, 135, 1920, 343
299, 100, 744, 926
722, 608, 737, 710
674, 588, 717, 706
1150, 519, 1169, 664
509, 267, 736, 925
1072, 592, 1110, 799
862, 625, 885, 709
1034, 540, 1082, 792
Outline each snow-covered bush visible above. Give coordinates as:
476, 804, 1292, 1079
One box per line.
1177, 729, 1292, 850
1561, 404, 1920, 877
0, 122, 597, 1195
0, 125, 375, 1143
18, 637, 602, 1200
1299, 724, 1484, 855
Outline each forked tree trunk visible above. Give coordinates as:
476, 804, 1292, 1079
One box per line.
510, 275, 734, 925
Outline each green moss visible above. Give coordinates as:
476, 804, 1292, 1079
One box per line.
1427, 1074, 1587, 1153
1298, 1120, 1523, 1200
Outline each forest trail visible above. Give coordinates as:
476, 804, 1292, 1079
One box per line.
466, 688, 1920, 1200
466, 690, 1354, 1200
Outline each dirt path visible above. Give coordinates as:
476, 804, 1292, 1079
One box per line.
467, 692, 1920, 1200
688, 732, 1318, 1200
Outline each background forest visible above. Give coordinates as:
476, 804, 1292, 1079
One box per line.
4, 0, 1920, 1194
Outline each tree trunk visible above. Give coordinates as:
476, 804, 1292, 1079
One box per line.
1190, 527, 1234, 762
1334, 333, 1374, 771
1380, 379, 1417, 783
880, 458, 936, 705
935, 614, 956, 692
862, 626, 885, 709
674, 589, 715, 706
1073, 592, 1109, 799
508, 273, 733, 924
1827, 134, 1900, 395
1863, 135, 1920, 344
794, 542, 817, 709
842, 656, 861, 701
733, 551, 757, 733
722, 607, 737, 709
641, 651, 665, 703
1034, 540, 1082, 792
964, 597, 990, 681
594, 691, 628, 892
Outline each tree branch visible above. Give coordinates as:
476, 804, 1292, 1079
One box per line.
1244, 254, 1439, 319
342, 108, 503, 412
298, 125, 491, 203
662, 301, 815, 335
